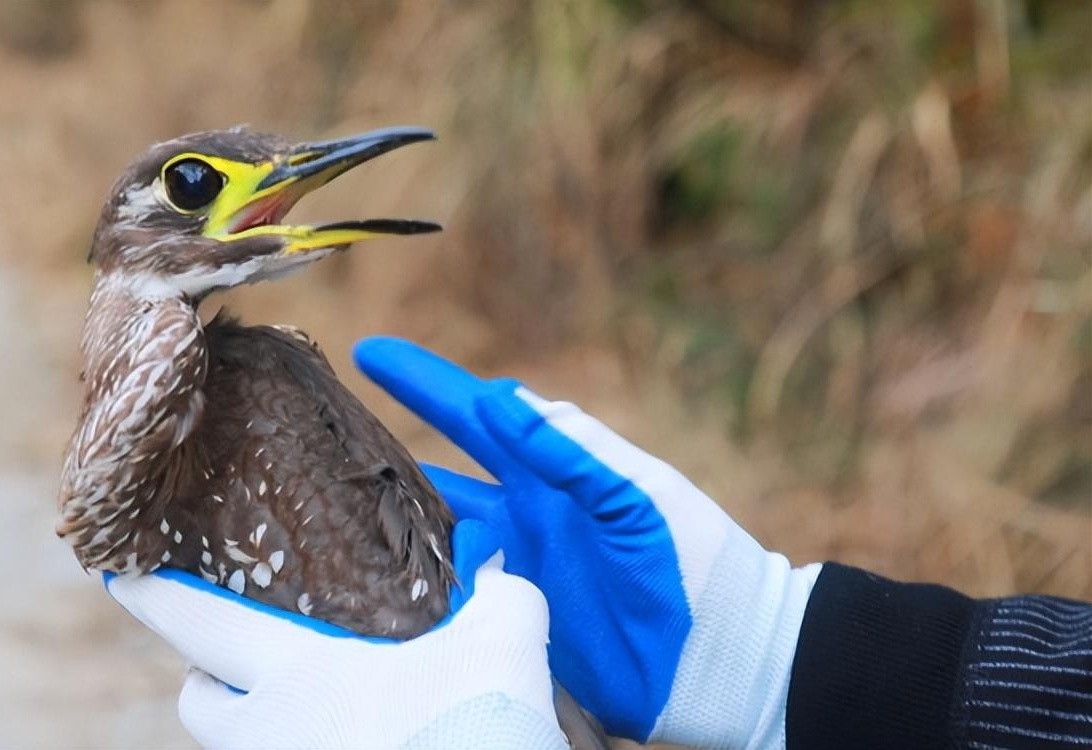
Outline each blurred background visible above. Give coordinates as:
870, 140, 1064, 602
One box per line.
0, 0, 1088, 746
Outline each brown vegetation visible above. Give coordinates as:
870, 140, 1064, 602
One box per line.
0, 0, 1087, 745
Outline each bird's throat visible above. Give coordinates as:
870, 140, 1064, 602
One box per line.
57, 274, 208, 573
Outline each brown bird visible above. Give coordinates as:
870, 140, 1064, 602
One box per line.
57, 126, 606, 748
58, 127, 455, 638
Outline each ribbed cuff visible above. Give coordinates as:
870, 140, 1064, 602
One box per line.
785, 563, 983, 750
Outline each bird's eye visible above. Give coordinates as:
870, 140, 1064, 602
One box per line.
163, 159, 224, 212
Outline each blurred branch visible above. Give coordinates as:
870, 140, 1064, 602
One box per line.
676, 0, 823, 63
973, 0, 1010, 104
819, 111, 892, 261
748, 251, 911, 426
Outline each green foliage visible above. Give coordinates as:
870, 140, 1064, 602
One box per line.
655, 123, 743, 228
621, 0, 1091, 493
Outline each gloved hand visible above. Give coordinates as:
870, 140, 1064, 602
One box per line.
106, 520, 567, 750
355, 337, 823, 748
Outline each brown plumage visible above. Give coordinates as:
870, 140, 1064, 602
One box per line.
197, 315, 454, 635
58, 127, 608, 747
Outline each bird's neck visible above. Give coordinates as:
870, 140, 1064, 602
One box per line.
57, 272, 208, 573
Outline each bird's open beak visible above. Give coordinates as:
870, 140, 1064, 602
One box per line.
201, 126, 440, 253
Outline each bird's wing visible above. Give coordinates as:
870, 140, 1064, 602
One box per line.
190, 314, 454, 638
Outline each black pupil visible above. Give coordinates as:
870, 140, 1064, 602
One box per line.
164, 159, 223, 211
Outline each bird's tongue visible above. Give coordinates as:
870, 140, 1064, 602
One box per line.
230, 193, 298, 233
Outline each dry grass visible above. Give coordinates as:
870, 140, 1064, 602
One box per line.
0, 0, 1087, 746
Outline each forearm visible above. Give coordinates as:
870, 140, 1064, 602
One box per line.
786, 564, 1092, 749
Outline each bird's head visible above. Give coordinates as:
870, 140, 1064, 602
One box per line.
90, 126, 439, 299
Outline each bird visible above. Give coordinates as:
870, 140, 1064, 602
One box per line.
56, 126, 607, 747
57, 126, 455, 637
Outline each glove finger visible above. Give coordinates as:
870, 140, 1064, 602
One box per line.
352, 338, 521, 481
421, 463, 506, 524
454, 559, 550, 648
107, 570, 356, 692
445, 519, 503, 616
479, 383, 744, 601
476, 382, 670, 533
178, 668, 250, 748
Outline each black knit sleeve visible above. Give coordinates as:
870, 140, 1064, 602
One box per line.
785, 563, 1092, 750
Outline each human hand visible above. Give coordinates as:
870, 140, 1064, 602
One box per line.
106, 520, 566, 750
355, 337, 823, 747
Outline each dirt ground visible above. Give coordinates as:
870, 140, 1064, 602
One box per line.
0, 2, 1088, 747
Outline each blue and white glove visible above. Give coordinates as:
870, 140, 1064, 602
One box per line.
106, 520, 566, 750
355, 337, 823, 748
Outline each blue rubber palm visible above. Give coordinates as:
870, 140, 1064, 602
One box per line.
354, 338, 695, 740
355, 337, 821, 747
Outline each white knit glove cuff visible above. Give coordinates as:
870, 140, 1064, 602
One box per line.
652, 541, 822, 749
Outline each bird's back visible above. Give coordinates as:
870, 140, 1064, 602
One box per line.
165, 313, 455, 639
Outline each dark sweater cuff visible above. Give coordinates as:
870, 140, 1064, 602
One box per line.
785, 563, 982, 750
